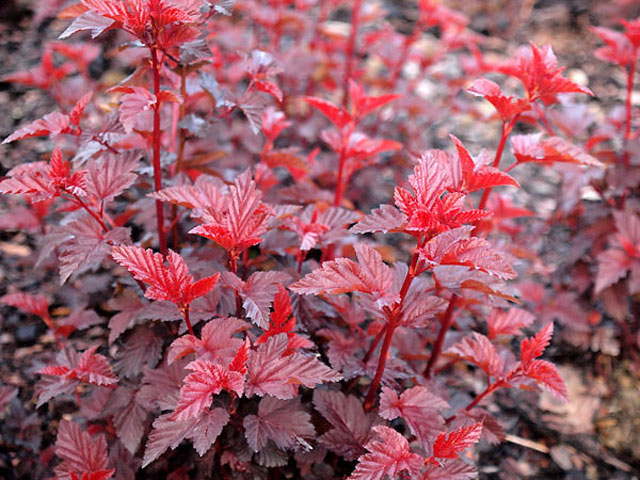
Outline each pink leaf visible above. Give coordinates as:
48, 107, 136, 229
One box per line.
446, 333, 504, 378
487, 307, 535, 339
245, 334, 341, 399
188, 407, 230, 456
348, 426, 423, 480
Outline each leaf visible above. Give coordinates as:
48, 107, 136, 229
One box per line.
467, 78, 530, 121
245, 334, 341, 399
111, 245, 219, 308
254, 80, 283, 102
189, 170, 273, 257
84, 152, 140, 203
520, 322, 554, 365
348, 426, 423, 480
446, 333, 504, 378
142, 413, 198, 468
168, 317, 248, 365
511, 134, 603, 167
39, 345, 118, 387
243, 397, 315, 452
351, 204, 407, 234
304, 97, 353, 129
105, 387, 148, 454
59, 218, 130, 284
113, 86, 156, 133
522, 359, 569, 401
171, 359, 244, 420
238, 271, 291, 329
349, 80, 401, 118
3, 111, 73, 144
421, 460, 477, 479
595, 249, 630, 294
379, 386, 449, 450
60, 11, 116, 39
188, 407, 230, 456
419, 227, 516, 280
257, 285, 312, 350
149, 178, 224, 210
449, 135, 520, 192
487, 307, 535, 339
431, 423, 483, 462
290, 244, 398, 307
313, 389, 379, 461
55, 420, 112, 479
113, 327, 163, 379
1, 291, 50, 321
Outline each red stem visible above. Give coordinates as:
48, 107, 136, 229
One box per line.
150, 45, 168, 257
424, 294, 458, 378
182, 305, 194, 336
70, 193, 109, 232
444, 380, 503, 425
363, 249, 423, 411
477, 117, 516, 211
363, 324, 387, 364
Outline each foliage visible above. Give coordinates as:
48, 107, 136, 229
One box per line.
1, 0, 635, 478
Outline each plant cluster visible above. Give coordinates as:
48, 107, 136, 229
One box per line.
0, 0, 634, 479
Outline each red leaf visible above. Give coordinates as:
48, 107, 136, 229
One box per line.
1, 291, 50, 321
84, 152, 140, 203
55, 420, 112, 479
290, 243, 398, 307
351, 204, 407, 234
168, 317, 248, 365
512, 134, 602, 167
431, 423, 483, 461
257, 285, 312, 350
446, 333, 504, 378
243, 396, 315, 452
419, 227, 516, 280
189, 170, 273, 259
254, 80, 283, 102
467, 78, 530, 121
171, 359, 244, 420
348, 426, 423, 480
379, 386, 448, 450
520, 322, 554, 365
39, 345, 117, 387
3, 111, 73, 144
487, 307, 535, 339
111, 245, 219, 308
522, 359, 569, 401
449, 135, 520, 192
304, 97, 353, 129
245, 334, 341, 399
348, 80, 401, 118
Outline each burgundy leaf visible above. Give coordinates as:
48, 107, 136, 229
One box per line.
243, 397, 315, 452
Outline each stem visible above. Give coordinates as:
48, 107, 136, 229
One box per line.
333, 146, 348, 207
70, 193, 109, 232
363, 312, 396, 411
477, 118, 516, 211
424, 294, 458, 378
363, 324, 387, 364
182, 305, 194, 336
341, 0, 362, 108
533, 102, 555, 136
150, 45, 168, 257
444, 379, 504, 425
623, 58, 637, 166
363, 249, 423, 411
